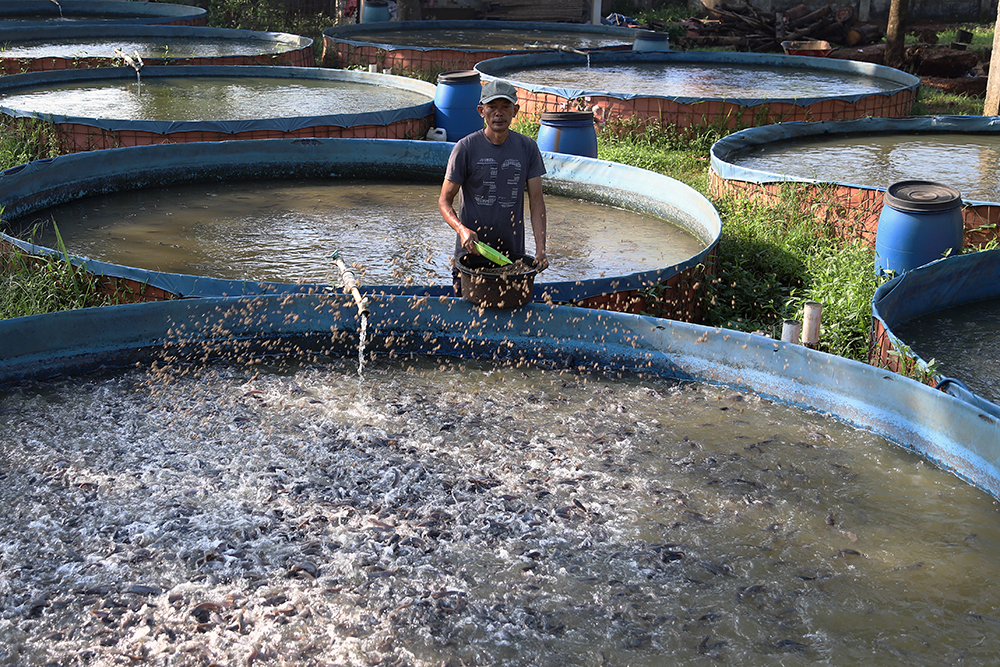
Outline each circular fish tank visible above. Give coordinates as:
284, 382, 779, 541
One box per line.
0, 138, 718, 321
0, 66, 435, 151
0, 138, 719, 321
0, 291, 999, 664
475, 51, 919, 132
710, 116, 1000, 248
0, 0, 206, 28
872, 248, 1000, 419
0, 25, 316, 75
322, 20, 637, 76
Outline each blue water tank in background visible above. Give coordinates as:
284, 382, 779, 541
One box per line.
434, 70, 483, 143
875, 180, 964, 276
361, 0, 391, 23
632, 29, 670, 51
536, 111, 598, 158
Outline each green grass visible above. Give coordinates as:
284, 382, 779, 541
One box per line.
911, 86, 986, 116
0, 116, 62, 172
0, 226, 118, 319
906, 22, 994, 48
699, 191, 883, 360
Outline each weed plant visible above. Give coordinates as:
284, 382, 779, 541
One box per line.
0, 227, 116, 318
597, 116, 722, 190
0, 117, 61, 172
701, 192, 882, 360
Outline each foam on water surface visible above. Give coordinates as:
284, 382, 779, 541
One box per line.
1, 351, 998, 665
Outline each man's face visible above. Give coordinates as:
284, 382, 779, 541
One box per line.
478, 98, 518, 133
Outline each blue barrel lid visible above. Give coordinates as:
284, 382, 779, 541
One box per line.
634, 30, 670, 40
884, 180, 962, 212
540, 111, 594, 122
437, 70, 480, 83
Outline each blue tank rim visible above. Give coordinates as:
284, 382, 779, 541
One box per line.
0, 66, 436, 134
1, 293, 998, 500
0, 137, 720, 305
0, 24, 313, 52
475, 50, 920, 107
0, 0, 206, 26
322, 19, 638, 54
711, 115, 1000, 206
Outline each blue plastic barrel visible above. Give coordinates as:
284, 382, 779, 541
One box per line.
434, 70, 483, 143
536, 111, 598, 158
361, 0, 391, 23
875, 180, 964, 275
633, 30, 671, 52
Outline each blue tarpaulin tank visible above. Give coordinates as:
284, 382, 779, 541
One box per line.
0, 66, 436, 151
709, 115, 1000, 250
0, 1, 206, 27
0, 24, 316, 74
872, 248, 1000, 422
0, 138, 720, 320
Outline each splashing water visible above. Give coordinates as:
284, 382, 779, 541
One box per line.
1, 351, 1000, 666
358, 313, 367, 377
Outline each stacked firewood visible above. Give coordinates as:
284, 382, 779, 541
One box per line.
680, 3, 884, 52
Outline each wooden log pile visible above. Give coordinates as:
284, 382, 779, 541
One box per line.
681, 3, 884, 53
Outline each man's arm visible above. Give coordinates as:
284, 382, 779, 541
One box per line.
439, 179, 478, 253
527, 175, 547, 272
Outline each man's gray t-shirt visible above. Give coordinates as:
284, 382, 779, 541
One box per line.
444, 129, 546, 259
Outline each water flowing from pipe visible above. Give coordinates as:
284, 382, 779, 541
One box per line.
358, 313, 368, 377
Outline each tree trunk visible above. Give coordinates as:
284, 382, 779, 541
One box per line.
884, 0, 909, 69
395, 0, 421, 21
984, 9, 1000, 114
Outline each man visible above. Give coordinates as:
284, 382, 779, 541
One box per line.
438, 79, 548, 295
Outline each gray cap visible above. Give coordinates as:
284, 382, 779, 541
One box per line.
479, 79, 518, 104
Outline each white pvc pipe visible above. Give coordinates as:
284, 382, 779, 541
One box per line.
781, 319, 801, 344
802, 301, 823, 348
591, 0, 602, 25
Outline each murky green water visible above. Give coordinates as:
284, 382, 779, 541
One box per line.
0, 350, 998, 666
0, 37, 295, 59
500, 62, 901, 98
892, 297, 1000, 405
727, 133, 1000, 202
8, 180, 704, 286
340, 27, 630, 51
0, 76, 430, 121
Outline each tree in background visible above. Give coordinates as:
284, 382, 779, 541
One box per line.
884, 0, 909, 69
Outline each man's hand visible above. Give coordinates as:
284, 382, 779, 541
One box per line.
533, 252, 548, 272
459, 226, 479, 254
